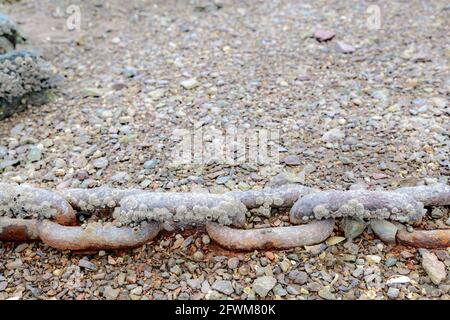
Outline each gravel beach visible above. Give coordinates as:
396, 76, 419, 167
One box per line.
0, 0, 449, 300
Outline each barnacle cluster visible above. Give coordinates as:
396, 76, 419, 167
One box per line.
114, 193, 248, 227
251, 195, 284, 217
0, 183, 62, 219
305, 198, 424, 224
0, 50, 54, 119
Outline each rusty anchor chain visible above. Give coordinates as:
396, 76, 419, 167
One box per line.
0, 182, 449, 251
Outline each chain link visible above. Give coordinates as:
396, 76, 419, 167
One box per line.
0, 183, 449, 251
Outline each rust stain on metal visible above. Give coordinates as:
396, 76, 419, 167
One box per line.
397, 229, 450, 249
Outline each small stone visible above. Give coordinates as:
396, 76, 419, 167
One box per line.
370, 220, 398, 244
252, 276, 277, 298
288, 270, 308, 285
122, 66, 137, 78
103, 286, 120, 299
431, 207, 445, 219
193, 251, 204, 261
326, 236, 346, 246
385, 257, 398, 267
78, 259, 97, 271
366, 255, 381, 264
109, 171, 130, 183
336, 41, 355, 53
14, 243, 28, 253
216, 176, 230, 185
130, 286, 143, 296
283, 155, 302, 166
149, 88, 165, 100
420, 249, 447, 285
212, 280, 234, 295
318, 287, 335, 300
27, 147, 42, 162
322, 128, 345, 143
272, 284, 287, 297
93, 157, 108, 169
6, 259, 22, 270
304, 243, 327, 255
387, 287, 400, 299
314, 29, 335, 42
227, 257, 239, 270
201, 235, 210, 245
201, 280, 211, 294
143, 159, 157, 169
386, 276, 411, 286
342, 218, 366, 240
180, 78, 199, 90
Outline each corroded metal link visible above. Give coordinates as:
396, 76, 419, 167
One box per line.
0, 217, 40, 241
1, 183, 449, 251
38, 220, 161, 251
396, 229, 450, 249
206, 220, 335, 251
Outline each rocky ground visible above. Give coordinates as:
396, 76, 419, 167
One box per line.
0, 0, 449, 300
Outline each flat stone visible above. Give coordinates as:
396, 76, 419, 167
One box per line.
103, 285, 120, 299
342, 218, 366, 240
370, 220, 398, 244
78, 259, 98, 271
336, 41, 355, 53
211, 280, 234, 295
93, 157, 108, 169
180, 78, 199, 89
314, 29, 335, 42
252, 276, 277, 298
420, 249, 447, 285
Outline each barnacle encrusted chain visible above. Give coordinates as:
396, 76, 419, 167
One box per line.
1, 182, 449, 251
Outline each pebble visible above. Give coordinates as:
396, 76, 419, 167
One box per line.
227, 257, 240, 270
336, 41, 355, 53
6, 259, 23, 270
78, 259, 98, 271
180, 78, 199, 90
103, 286, 120, 299
385, 257, 398, 267
93, 157, 109, 169
386, 276, 411, 286
366, 255, 382, 264
193, 251, 204, 261
314, 29, 335, 42
288, 270, 308, 285
252, 276, 277, 298
318, 287, 335, 300
212, 280, 234, 295
420, 249, 447, 285
322, 128, 345, 143
370, 220, 398, 244
143, 159, 157, 169
27, 147, 42, 162
387, 287, 400, 299
342, 218, 366, 240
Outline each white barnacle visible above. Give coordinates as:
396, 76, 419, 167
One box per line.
125, 197, 139, 210
313, 204, 330, 219
176, 205, 188, 215
255, 196, 264, 206
273, 197, 284, 206
391, 207, 399, 214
